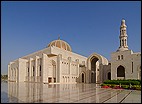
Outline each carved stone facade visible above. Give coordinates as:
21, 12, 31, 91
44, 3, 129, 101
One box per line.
8, 19, 141, 84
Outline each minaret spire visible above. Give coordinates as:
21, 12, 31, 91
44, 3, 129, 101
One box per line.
117, 19, 129, 51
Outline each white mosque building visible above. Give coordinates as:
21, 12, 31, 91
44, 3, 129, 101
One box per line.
8, 19, 141, 84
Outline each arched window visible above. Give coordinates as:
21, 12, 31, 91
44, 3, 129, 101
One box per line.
118, 56, 120, 60
121, 55, 123, 59
117, 65, 125, 77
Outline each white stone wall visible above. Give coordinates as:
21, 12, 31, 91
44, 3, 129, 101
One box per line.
61, 58, 70, 75
21, 47, 51, 59
111, 50, 141, 80
130, 53, 141, 79
78, 66, 87, 83
18, 58, 27, 82
51, 46, 87, 65
59, 57, 79, 83
8, 39, 140, 84
102, 64, 111, 81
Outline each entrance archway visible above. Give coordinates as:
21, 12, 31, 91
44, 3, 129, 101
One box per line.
117, 65, 125, 79
91, 57, 99, 83
87, 52, 108, 83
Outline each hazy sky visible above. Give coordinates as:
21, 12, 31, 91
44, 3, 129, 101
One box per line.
1, 1, 141, 74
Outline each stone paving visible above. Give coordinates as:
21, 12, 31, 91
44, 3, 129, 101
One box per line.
1, 82, 141, 103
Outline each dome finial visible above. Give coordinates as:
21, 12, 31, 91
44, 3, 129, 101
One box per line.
121, 18, 125, 24
58, 34, 60, 40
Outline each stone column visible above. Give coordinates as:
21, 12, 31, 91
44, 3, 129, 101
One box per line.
51, 65, 56, 83
42, 54, 44, 83
35, 56, 38, 82
99, 64, 104, 83
16, 67, 19, 82
75, 59, 79, 83
52, 77, 54, 83
57, 54, 62, 83
11, 68, 13, 81
29, 58, 32, 82
68, 57, 71, 83
10, 68, 12, 81
86, 59, 91, 84
8, 64, 10, 81
15, 68, 17, 82
53, 65, 56, 83
9, 66, 11, 81
14, 68, 16, 81
86, 69, 90, 84
13, 68, 15, 81
75, 59, 79, 77
12, 68, 14, 81
42, 53, 49, 83
10, 67, 12, 81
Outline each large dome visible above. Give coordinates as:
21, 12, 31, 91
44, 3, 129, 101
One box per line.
47, 39, 72, 51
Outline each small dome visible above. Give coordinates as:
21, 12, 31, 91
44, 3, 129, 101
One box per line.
121, 19, 126, 25
122, 19, 125, 23
120, 19, 127, 28
47, 39, 72, 51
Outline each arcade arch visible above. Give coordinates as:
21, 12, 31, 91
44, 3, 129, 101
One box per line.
87, 53, 108, 83
117, 65, 125, 79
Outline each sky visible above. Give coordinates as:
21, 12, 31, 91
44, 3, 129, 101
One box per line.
1, 1, 141, 74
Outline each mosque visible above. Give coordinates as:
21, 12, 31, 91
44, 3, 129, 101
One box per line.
8, 19, 141, 84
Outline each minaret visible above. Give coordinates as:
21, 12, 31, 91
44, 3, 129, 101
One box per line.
117, 19, 129, 51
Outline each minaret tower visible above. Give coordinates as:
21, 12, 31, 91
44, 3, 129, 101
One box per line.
117, 19, 129, 51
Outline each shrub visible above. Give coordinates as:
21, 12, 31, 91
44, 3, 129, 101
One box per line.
110, 84, 115, 88
135, 86, 141, 90
101, 84, 112, 87
121, 85, 129, 89
101, 84, 106, 86
102, 79, 141, 90
103, 79, 141, 85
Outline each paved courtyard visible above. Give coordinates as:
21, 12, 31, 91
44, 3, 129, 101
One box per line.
1, 82, 141, 103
